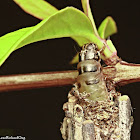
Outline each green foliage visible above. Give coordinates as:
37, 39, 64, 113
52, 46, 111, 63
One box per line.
13, 0, 58, 20
0, 1, 118, 66
0, 7, 104, 66
0, 27, 32, 66
98, 16, 117, 39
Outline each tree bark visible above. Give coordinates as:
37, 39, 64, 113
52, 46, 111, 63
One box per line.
60, 86, 133, 140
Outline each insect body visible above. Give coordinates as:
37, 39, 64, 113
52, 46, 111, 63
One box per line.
76, 43, 108, 101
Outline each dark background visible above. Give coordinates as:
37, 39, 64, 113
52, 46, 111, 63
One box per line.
0, 0, 139, 139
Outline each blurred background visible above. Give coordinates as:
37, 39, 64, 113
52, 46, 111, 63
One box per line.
0, 0, 139, 139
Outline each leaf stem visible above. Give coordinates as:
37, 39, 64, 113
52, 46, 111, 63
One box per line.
81, 0, 99, 37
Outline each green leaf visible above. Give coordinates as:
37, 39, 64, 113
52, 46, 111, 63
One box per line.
13, 0, 58, 20
81, 0, 99, 37
0, 7, 104, 66
70, 53, 79, 64
13, 0, 90, 47
98, 16, 117, 39
13, 0, 89, 47
0, 27, 33, 65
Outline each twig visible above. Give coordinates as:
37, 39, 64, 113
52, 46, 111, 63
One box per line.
0, 70, 78, 92
103, 61, 140, 85
0, 61, 140, 92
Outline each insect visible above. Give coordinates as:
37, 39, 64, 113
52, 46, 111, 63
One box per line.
75, 43, 109, 102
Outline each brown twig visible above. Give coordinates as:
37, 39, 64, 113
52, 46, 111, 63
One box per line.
0, 70, 78, 92
0, 61, 140, 92
103, 61, 140, 86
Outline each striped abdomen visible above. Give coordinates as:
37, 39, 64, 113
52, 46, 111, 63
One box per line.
76, 43, 108, 101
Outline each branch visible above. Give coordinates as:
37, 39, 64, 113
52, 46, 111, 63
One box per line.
0, 70, 78, 92
103, 61, 140, 86
0, 61, 140, 92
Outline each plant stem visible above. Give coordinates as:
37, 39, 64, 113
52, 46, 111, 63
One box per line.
0, 70, 78, 92
0, 61, 140, 92
81, 0, 99, 37
103, 61, 140, 86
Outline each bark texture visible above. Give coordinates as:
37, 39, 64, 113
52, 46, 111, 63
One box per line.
60, 86, 133, 140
